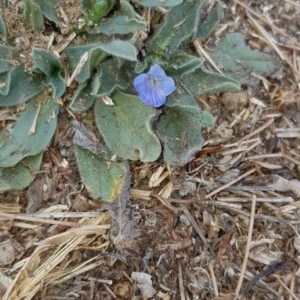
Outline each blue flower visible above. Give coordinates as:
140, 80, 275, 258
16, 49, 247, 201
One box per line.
133, 64, 176, 108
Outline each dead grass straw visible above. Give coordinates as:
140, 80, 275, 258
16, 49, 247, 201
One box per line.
235, 195, 257, 297
2, 212, 111, 299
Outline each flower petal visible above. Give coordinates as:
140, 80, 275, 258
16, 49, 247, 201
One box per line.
133, 73, 148, 94
143, 87, 166, 108
148, 64, 166, 78
160, 77, 177, 96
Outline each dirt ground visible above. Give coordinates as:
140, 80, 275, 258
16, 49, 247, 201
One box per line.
1, 0, 300, 299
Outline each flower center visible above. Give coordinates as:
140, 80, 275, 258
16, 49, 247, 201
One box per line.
149, 76, 162, 90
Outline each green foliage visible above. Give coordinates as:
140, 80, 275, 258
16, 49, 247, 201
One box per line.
0, 153, 42, 192
70, 81, 99, 112
150, 0, 207, 56
181, 67, 240, 95
23, 0, 60, 29
165, 53, 203, 77
75, 145, 128, 202
92, 0, 147, 35
206, 32, 280, 83
0, 15, 7, 42
197, 1, 222, 40
0, 95, 59, 167
23, 0, 44, 30
83, 0, 117, 22
95, 92, 161, 162
32, 48, 66, 98
131, 0, 182, 7
64, 40, 137, 83
155, 94, 214, 166
0, 65, 44, 106
33, 0, 60, 23
97, 59, 135, 96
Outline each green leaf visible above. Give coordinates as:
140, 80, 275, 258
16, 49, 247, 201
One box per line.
181, 67, 240, 95
132, 0, 183, 7
0, 95, 59, 167
98, 40, 137, 61
0, 44, 19, 61
75, 145, 129, 202
165, 52, 203, 77
97, 58, 135, 96
150, 0, 207, 55
95, 92, 161, 162
64, 44, 106, 84
33, 0, 60, 23
206, 32, 280, 83
32, 48, 66, 98
64, 41, 136, 83
197, 1, 222, 40
0, 65, 44, 106
155, 94, 214, 166
70, 81, 98, 112
0, 14, 8, 42
93, 0, 147, 35
0, 153, 43, 192
85, 0, 116, 22
23, 0, 44, 30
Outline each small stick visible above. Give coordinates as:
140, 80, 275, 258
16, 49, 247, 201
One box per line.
233, 0, 300, 48
88, 277, 113, 285
178, 260, 186, 300
67, 51, 88, 87
240, 118, 274, 142
274, 276, 299, 300
28, 103, 41, 135
283, 0, 300, 9
180, 204, 215, 257
193, 39, 224, 75
235, 195, 257, 296
217, 197, 293, 203
205, 168, 256, 199
289, 274, 295, 300
154, 195, 181, 214
0, 212, 78, 227
208, 263, 219, 297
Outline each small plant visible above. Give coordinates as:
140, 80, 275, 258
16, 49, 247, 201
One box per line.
0, 0, 279, 202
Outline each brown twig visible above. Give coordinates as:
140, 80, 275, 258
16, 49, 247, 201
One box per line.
235, 195, 257, 296
205, 168, 256, 199
274, 276, 299, 300
208, 263, 219, 297
0, 211, 78, 227
178, 260, 186, 300
180, 204, 215, 256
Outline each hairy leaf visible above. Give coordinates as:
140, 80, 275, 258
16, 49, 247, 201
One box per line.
150, 0, 207, 55
207, 32, 280, 83
0, 153, 42, 192
23, 0, 44, 30
155, 94, 214, 166
95, 92, 161, 162
64, 40, 136, 83
93, 0, 147, 35
0, 65, 44, 106
132, 0, 182, 7
0, 95, 59, 167
75, 145, 128, 202
97, 59, 135, 96
32, 48, 65, 98
181, 67, 240, 95
197, 1, 222, 40
165, 52, 203, 77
